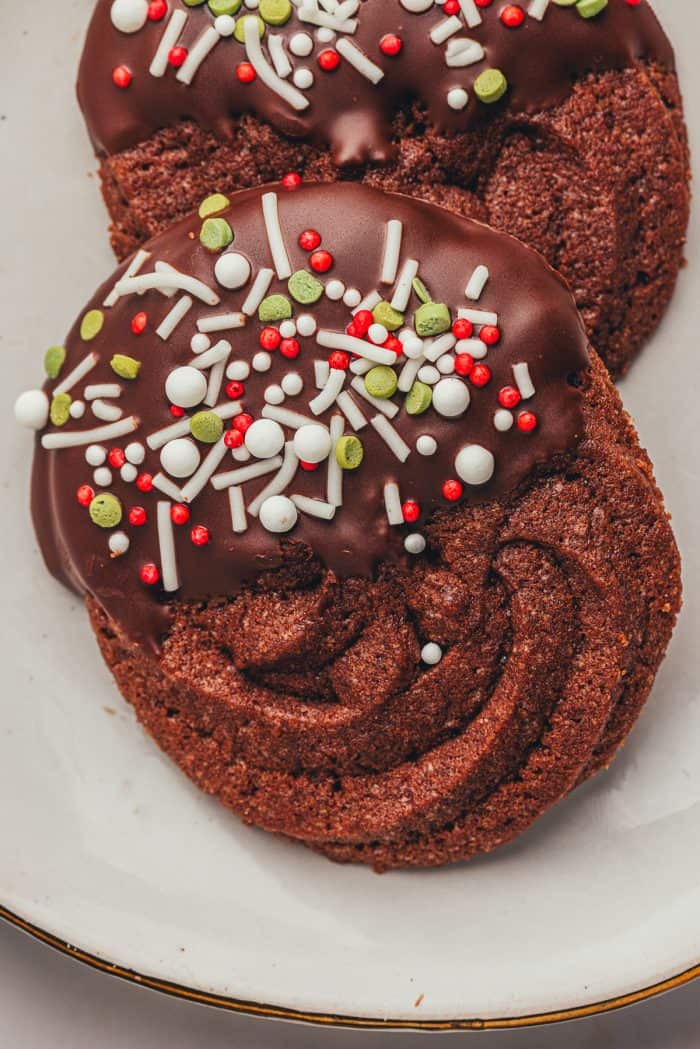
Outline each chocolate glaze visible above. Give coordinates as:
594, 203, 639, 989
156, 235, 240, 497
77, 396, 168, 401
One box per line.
32, 182, 588, 649
78, 0, 673, 165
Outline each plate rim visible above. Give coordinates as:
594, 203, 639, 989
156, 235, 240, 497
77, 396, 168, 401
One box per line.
2, 902, 698, 1031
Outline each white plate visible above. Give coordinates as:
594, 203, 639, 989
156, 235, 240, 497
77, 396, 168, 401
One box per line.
1, 0, 699, 1031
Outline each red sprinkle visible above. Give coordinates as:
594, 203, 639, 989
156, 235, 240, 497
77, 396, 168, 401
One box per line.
147, 0, 167, 19
517, 411, 538, 433
128, 506, 147, 527
353, 309, 373, 336
136, 473, 153, 493
300, 460, 319, 471
298, 229, 321, 252
233, 413, 253, 434
443, 0, 460, 12
76, 485, 94, 507
384, 334, 403, 356
379, 33, 403, 57
480, 325, 501, 346
498, 386, 521, 409
170, 405, 185, 418
402, 500, 420, 523
224, 429, 244, 449
131, 311, 147, 335
225, 380, 245, 400
470, 364, 492, 387
171, 504, 191, 526
280, 338, 300, 359
236, 61, 256, 83
474, 0, 494, 6
190, 525, 210, 547
318, 49, 340, 72
259, 326, 281, 350
108, 448, 126, 469
500, 4, 525, 26
310, 250, 333, 274
282, 172, 302, 190
168, 46, 188, 68
112, 65, 132, 89
328, 351, 350, 370
442, 479, 464, 502
452, 318, 473, 340
140, 564, 160, 586
454, 353, 474, 377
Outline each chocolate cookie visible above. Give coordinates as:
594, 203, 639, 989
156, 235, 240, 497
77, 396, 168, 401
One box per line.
19, 182, 681, 869
78, 0, 690, 375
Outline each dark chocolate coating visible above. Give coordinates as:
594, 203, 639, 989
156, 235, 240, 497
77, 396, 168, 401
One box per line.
32, 182, 588, 649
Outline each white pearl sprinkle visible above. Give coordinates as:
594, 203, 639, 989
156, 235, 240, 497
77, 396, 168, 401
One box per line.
405, 533, 427, 555
455, 444, 495, 486
227, 360, 250, 381
343, 288, 362, 309
214, 14, 236, 36
369, 323, 389, 345
160, 438, 201, 479
165, 366, 207, 409
290, 32, 314, 57
432, 377, 470, 418
93, 467, 113, 488
214, 252, 251, 290
400, 0, 434, 11
120, 463, 138, 483
325, 279, 345, 301
293, 423, 332, 464
494, 409, 514, 432
281, 372, 304, 397
264, 384, 286, 406
447, 87, 469, 111
232, 445, 251, 462
279, 320, 297, 339
245, 419, 285, 459
85, 444, 107, 467
14, 389, 49, 430
316, 27, 335, 43
296, 314, 317, 338
109, 0, 148, 34
416, 435, 438, 456
402, 336, 424, 359
457, 337, 487, 360
417, 364, 440, 386
260, 495, 298, 534
191, 333, 211, 354
252, 351, 272, 373
436, 354, 455, 375
125, 441, 146, 465
293, 67, 314, 90
70, 400, 86, 419
421, 642, 443, 666
244, 0, 259, 7
109, 531, 130, 557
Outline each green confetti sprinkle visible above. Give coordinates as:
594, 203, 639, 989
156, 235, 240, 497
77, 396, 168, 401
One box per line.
190, 410, 224, 444
372, 301, 404, 332
259, 0, 292, 25
89, 493, 123, 530
412, 277, 432, 305
576, 0, 607, 15
474, 68, 508, 104
44, 346, 66, 380
80, 309, 104, 342
198, 193, 230, 219
552, 0, 578, 4
415, 302, 451, 337
234, 14, 265, 42
335, 435, 364, 470
110, 354, 141, 380
364, 365, 398, 400
259, 294, 293, 322
405, 381, 433, 416
208, 0, 241, 13
288, 270, 324, 305
182, 0, 206, 5
200, 217, 234, 252
49, 393, 72, 427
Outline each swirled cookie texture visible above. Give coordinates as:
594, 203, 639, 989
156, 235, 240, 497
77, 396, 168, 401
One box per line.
78, 0, 690, 374
21, 183, 680, 868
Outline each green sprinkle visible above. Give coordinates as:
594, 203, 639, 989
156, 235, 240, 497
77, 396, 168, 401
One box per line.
372, 301, 404, 332
234, 14, 265, 41
405, 381, 433, 416
364, 365, 398, 400
89, 493, 123, 530
259, 294, 293, 322
200, 217, 234, 252
198, 193, 230, 219
415, 302, 451, 337
110, 354, 141, 380
474, 68, 508, 104
288, 270, 324, 305
259, 0, 292, 25
335, 435, 364, 471
50, 393, 72, 427
190, 410, 224, 444
412, 277, 432, 305
80, 309, 104, 341
182, 0, 206, 5
552, 0, 578, 4
576, 0, 607, 15
44, 346, 66, 380
208, 0, 241, 13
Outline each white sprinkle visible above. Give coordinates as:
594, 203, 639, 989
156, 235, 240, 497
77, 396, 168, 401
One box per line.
205, 360, 226, 406
115, 271, 219, 306
93, 467, 112, 488
433, 377, 470, 418
349, 358, 374, 376
176, 25, 220, 85
109, 531, 130, 558
121, 463, 138, 483
259, 495, 298, 534
229, 486, 248, 534
232, 445, 251, 462
189, 339, 231, 371
494, 409, 514, 432
397, 355, 424, 393
465, 264, 489, 301
191, 333, 211, 354
157, 502, 180, 593
528, 0, 550, 20
352, 290, 382, 315
281, 372, 304, 397
156, 294, 193, 340
391, 259, 419, 312
445, 37, 485, 68
291, 494, 337, 521
84, 383, 121, 401
447, 87, 469, 111
261, 192, 292, 280
293, 67, 314, 89
458, 0, 483, 27
247, 443, 300, 516
214, 252, 251, 290
214, 14, 236, 35
53, 352, 99, 396
245, 418, 285, 460
297, 314, 318, 337
125, 441, 145, 464
325, 279, 345, 301
350, 376, 399, 418
103, 249, 151, 308
244, 16, 310, 111
380, 220, 403, 285
180, 437, 229, 503
416, 435, 437, 457
423, 332, 457, 363
405, 533, 426, 556
421, 642, 443, 666
326, 413, 345, 507
298, 8, 357, 33
153, 261, 179, 298
265, 384, 286, 405
70, 401, 86, 420
371, 415, 410, 462
147, 401, 240, 450
368, 323, 389, 346
402, 335, 425, 360
227, 360, 250, 381
42, 416, 139, 451
430, 15, 462, 45
149, 9, 188, 77
279, 320, 297, 338
253, 351, 272, 373
343, 287, 362, 309
165, 366, 208, 408
152, 473, 185, 502
314, 359, 330, 389
110, 0, 148, 34
417, 365, 440, 386
242, 268, 274, 315
437, 355, 455, 375
211, 455, 284, 491
268, 33, 293, 78
336, 390, 367, 431
160, 438, 201, 479
459, 307, 498, 327
455, 444, 495, 485
196, 312, 246, 334
289, 31, 314, 57
383, 482, 403, 526
513, 362, 536, 400
317, 330, 397, 366
85, 444, 107, 467
335, 38, 384, 83
309, 368, 346, 415
316, 27, 335, 44
91, 399, 123, 422
456, 336, 488, 360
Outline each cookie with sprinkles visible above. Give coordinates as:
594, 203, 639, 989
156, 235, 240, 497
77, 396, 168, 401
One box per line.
21, 181, 680, 869
78, 0, 689, 376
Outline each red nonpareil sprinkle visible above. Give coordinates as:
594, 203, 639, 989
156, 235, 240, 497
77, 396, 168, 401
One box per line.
500, 4, 525, 26
379, 33, 403, 57
353, 310, 373, 337
454, 353, 474, 377
108, 447, 126, 469
259, 326, 281, 351
282, 172, 302, 190
310, 250, 333, 274
470, 364, 492, 387
346, 321, 359, 338
129, 506, 147, 527
190, 525, 210, 547
402, 500, 420, 523
112, 65, 132, 89
328, 351, 350, 370
280, 338, 301, 359
224, 429, 244, 449
170, 405, 185, 418
76, 485, 94, 507
498, 386, 521, 409
517, 411, 538, 432
225, 380, 245, 400
300, 460, 319, 471
452, 318, 473, 340
236, 61, 256, 83
384, 334, 403, 356
443, 0, 460, 12
442, 479, 464, 502
168, 46, 188, 68
170, 504, 190, 526
480, 325, 501, 346
147, 0, 167, 19
131, 312, 147, 335
475, 0, 494, 6
233, 413, 253, 434
298, 229, 321, 252
318, 48, 340, 72
624, 0, 641, 4
140, 564, 160, 586
136, 473, 154, 492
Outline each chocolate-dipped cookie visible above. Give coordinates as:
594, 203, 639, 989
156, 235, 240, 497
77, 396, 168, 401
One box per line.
78, 0, 690, 375
19, 182, 681, 869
